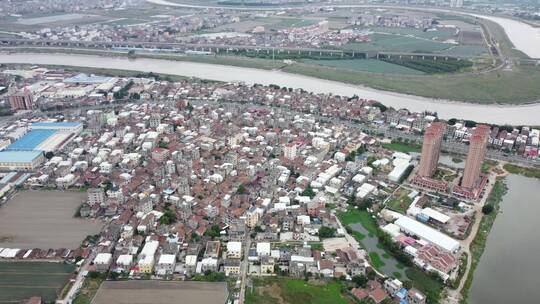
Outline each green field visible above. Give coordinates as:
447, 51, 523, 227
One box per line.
0, 262, 75, 303
344, 33, 452, 53
386, 189, 414, 213
405, 268, 444, 303
368, 252, 386, 270
302, 59, 425, 75
245, 278, 351, 304
283, 62, 540, 104
338, 208, 378, 237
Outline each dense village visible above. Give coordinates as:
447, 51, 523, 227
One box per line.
0, 66, 532, 304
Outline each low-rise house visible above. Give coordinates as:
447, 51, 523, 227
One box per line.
224, 259, 241, 276
94, 253, 112, 272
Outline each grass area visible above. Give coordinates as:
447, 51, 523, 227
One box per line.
73, 276, 104, 304
392, 271, 403, 279
338, 208, 378, 237
282, 62, 540, 104
302, 59, 425, 75
350, 230, 366, 241
386, 188, 414, 213
460, 177, 507, 303
0, 262, 75, 303
481, 160, 499, 174
369, 252, 386, 270
433, 168, 458, 183
503, 164, 540, 179
405, 268, 444, 304
381, 141, 422, 153
245, 278, 351, 304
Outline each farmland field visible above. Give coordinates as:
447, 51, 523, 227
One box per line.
0, 262, 75, 303
344, 33, 452, 53
92, 281, 229, 304
0, 191, 102, 249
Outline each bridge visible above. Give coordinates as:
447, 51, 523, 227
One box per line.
0, 38, 482, 61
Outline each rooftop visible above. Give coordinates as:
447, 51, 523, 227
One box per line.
6, 129, 56, 151
0, 150, 43, 163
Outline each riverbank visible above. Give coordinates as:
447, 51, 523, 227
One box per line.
502, 163, 540, 179
2, 52, 540, 125
4, 47, 540, 105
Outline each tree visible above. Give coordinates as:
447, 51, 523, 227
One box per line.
482, 204, 494, 214
352, 275, 368, 288
159, 208, 177, 225
318, 226, 337, 238
237, 184, 246, 194
45, 151, 54, 159
301, 185, 316, 199
204, 224, 221, 239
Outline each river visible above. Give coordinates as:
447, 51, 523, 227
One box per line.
1, 52, 540, 125
469, 174, 540, 304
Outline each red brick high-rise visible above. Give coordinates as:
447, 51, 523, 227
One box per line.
461, 125, 491, 188
417, 122, 446, 177
8, 88, 34, 111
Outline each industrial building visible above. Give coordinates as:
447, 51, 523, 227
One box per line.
0, 150, 45, 171
0, 121, 82, 171
394, 216, 460, 253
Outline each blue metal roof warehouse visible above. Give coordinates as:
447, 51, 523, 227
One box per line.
6, 129, 57, 151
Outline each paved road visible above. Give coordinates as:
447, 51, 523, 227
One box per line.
238, 237, 252, 304
58, 249, 97, 304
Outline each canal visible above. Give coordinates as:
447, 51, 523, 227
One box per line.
469, 174, 540, 303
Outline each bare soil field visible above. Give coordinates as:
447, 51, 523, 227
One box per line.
0, 191, 102, 249
92, 281, 229, 304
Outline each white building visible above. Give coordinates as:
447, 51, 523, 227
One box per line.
155, 254, 176, 276
227, 241, 243, 259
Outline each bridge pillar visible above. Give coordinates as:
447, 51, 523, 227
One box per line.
422, 56, 425, 60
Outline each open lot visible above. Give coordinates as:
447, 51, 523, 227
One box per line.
92, 281, 229, 304
0, 262, 75, 303
246, 278, 351, 304
0, 191, 102, 249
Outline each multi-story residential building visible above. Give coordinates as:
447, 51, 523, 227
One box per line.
87, 188, 105, 206
461, 125, 490, 188
417, 122, 446, 177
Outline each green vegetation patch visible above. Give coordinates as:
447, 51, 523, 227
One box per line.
381, 58, 473, 74
338, 208, 378, 237
245, 278, 351, 304
503, 164, 540, 179
481, 160, 499, 174
369, 252, 386, 270
382, 141, 422, 153
0, 262, 75, 303
386, 188, 414, 213
460, 177, 507, 302
405, 268, 444, 304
